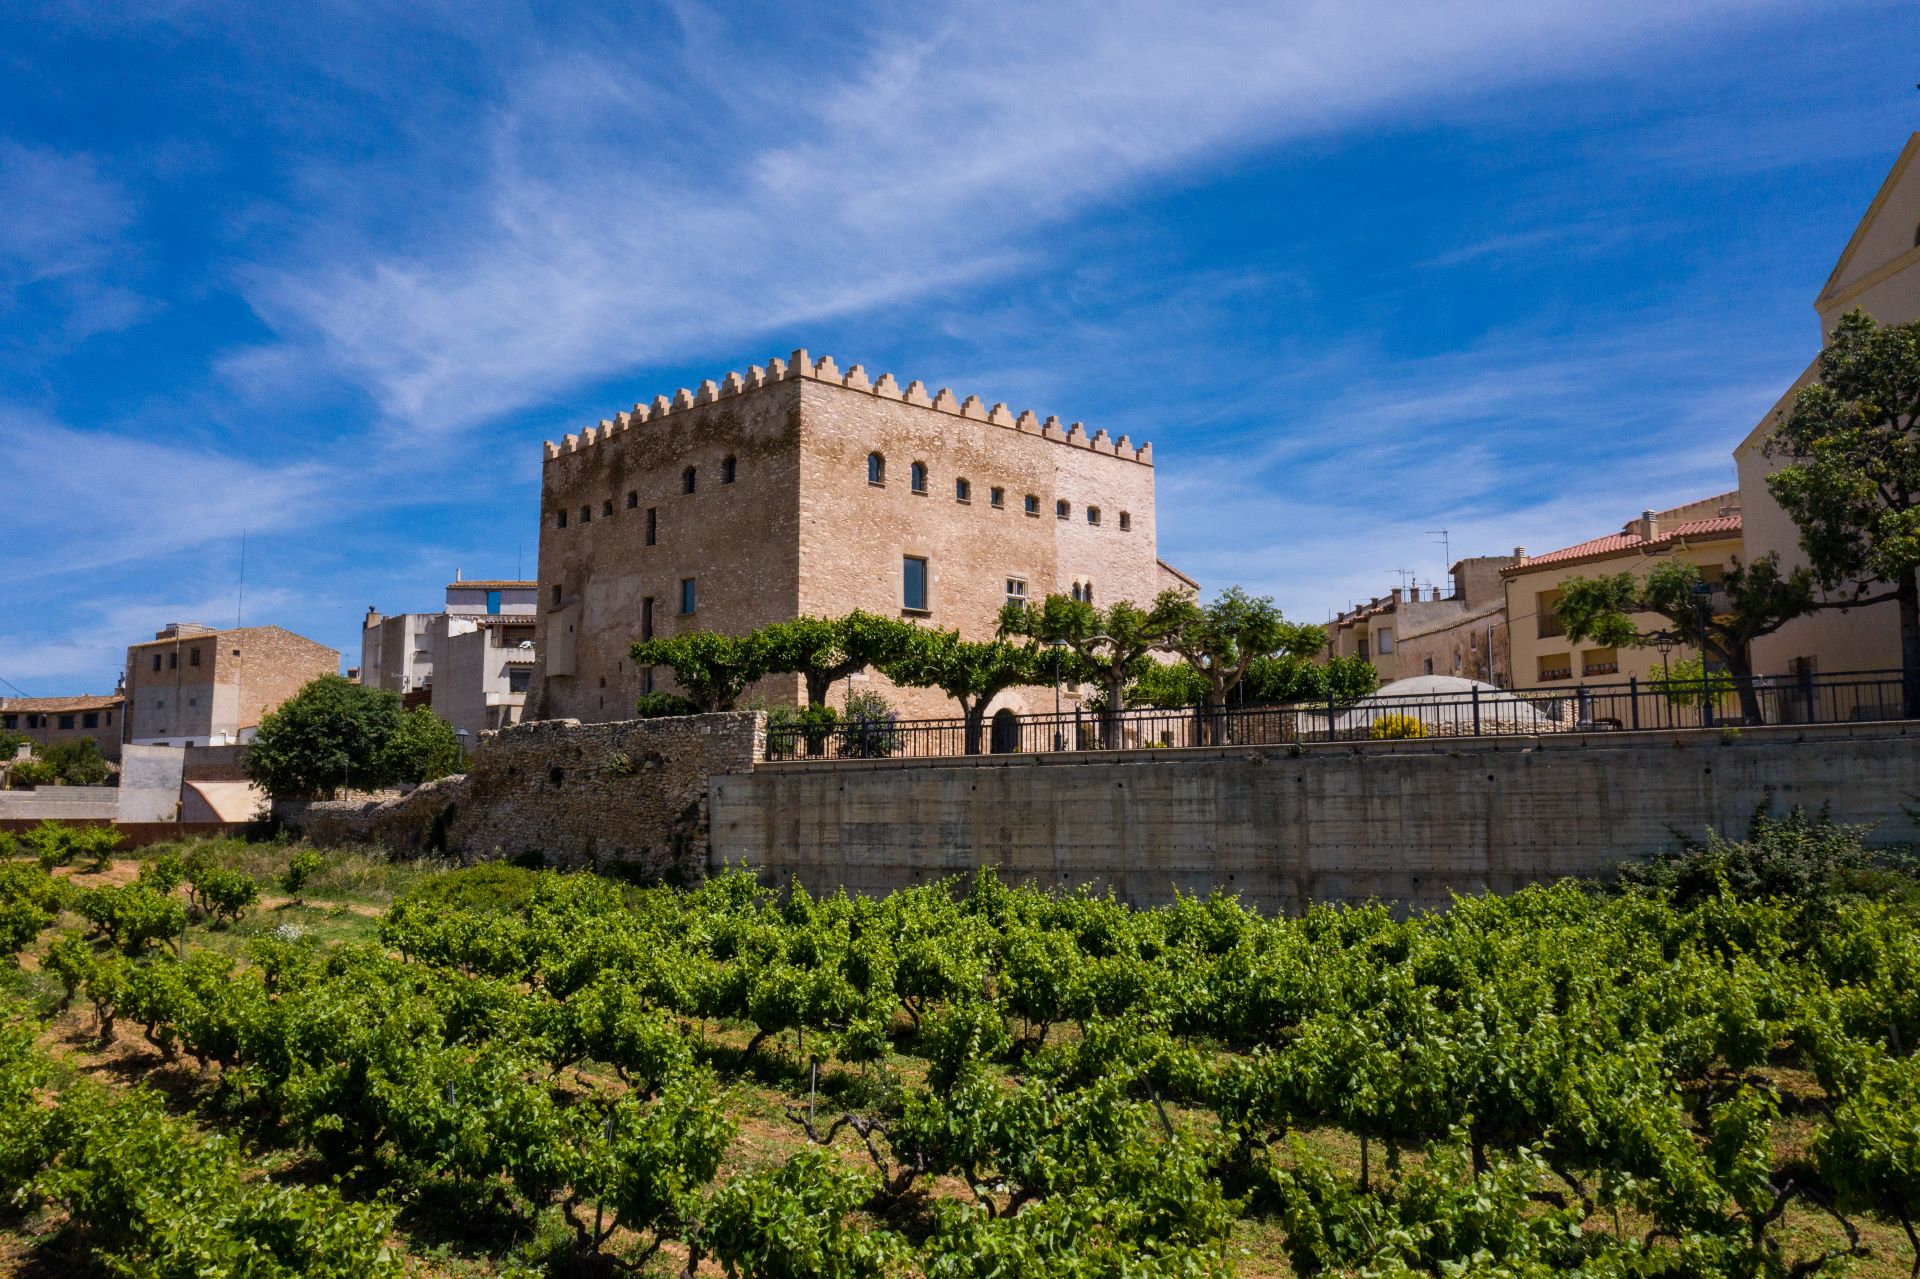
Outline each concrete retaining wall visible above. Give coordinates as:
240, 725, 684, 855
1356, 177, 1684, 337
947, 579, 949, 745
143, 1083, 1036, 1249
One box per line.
710, 722, 1920, 911
0, 787, 121, 822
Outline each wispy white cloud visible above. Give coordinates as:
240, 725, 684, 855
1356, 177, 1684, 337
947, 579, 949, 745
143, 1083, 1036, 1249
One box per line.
243, 0, 1822, 437
0, 406, 336, 578
0, 141, 150, 340
0, 585, 298, 691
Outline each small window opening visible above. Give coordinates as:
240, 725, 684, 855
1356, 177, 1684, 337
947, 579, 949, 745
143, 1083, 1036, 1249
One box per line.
868, 452, 886, 485
556, 508, 568, 528
552, 584, 563, 607
955, 477, 971, 503
1055, 499, 1070, 520
1119, 511, 1132, 531
646, 508, 657, 545
1087, 506, 1101, 526
679, 578, 697, 614
1024, 494, 1039, 516
903, 556, 929, 612
990, 486, 1005, 508
910, 461, 928, 494
682, 466, 697, 494
626, 490, 638, 508
721, 456, 737, 484
580, 505, 592, 524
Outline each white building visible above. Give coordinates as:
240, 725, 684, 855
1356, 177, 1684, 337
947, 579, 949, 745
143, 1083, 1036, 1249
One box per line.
361, 576, 538, 742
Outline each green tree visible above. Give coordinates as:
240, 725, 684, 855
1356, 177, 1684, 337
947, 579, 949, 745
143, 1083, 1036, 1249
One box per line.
629, 631, 770, 713
39, 739, 111, 786
243, 675, 403, 800
378, 705, 464, 784
1164, 588, 1322, 731
760, 612, 922, 707
1766, 310, 1920, 717
883, 630, 1045, 755
999, 591, 1190, 749
1555, 557, 1813, 724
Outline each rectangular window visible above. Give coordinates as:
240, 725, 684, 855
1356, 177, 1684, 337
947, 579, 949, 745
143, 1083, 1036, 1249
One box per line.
1581, 647, 1619, 676
1375, 629, 1394, 654
552, 584, 563, 607
902, 556, 929, 612
646, 508, 657, 545
486, 589, 502, 613
82, 712, 98, 729
580, 505, 591, 524
556, 509, 567, 528
156, 699, 165, 710
603, 499, 614, 517
1538, 654, 1573, 682
1024, 494, 1039, 516
644, 667, 655, 694
679, 578, 697, 615
1356, 638, 1369, 661
642, 597, 655, 640
58, 715, 74, 730
1536, 589, 1565, 639
626, 490, 638, 508
508, 668, 531, 693
1005, 577, 1027, 605
990, 487, 1005, 508
168, 651, 178, 670
0, 715, 14, 729
152, 654, 161, 672
189, 648, 200, 667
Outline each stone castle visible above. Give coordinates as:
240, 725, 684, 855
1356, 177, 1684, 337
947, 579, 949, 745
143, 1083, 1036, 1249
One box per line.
529, 350, 1194, 722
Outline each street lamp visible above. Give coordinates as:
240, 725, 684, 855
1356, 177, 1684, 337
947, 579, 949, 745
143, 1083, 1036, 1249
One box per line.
1653, 636, 1675, 729
1048, 640, 1069, 751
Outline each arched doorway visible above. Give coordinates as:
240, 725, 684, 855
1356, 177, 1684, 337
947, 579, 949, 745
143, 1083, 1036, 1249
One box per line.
989, 708, 1020, 754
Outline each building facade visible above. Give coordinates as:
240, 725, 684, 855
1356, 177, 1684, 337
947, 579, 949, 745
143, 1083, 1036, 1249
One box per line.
122, 623, 340, 747
530, 350, 1177, 722
362, 578, 538, 742
1500, 494, 1742, 692
1733, 132, 1920, 677
0, 694, 125, 762
1326, 554, 1519, 686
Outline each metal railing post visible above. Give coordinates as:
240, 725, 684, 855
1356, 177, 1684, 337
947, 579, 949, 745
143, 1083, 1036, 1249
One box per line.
1629, 674, 1639, 731
1800, 666, 1816, 725
1471, 685, 1481, 736
1327, 688, 1337, 741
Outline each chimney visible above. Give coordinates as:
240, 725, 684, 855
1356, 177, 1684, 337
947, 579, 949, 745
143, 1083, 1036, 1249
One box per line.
364, 606, 383, 628
1512, 547, 1526, 560
1390, 588, 1403, 605
455, 567, 463, 582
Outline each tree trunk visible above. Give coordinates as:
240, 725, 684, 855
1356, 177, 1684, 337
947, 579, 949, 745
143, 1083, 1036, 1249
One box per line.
1902, 569, 1920, 721
1101, 674, 1126, 750
805, 671, 832, 706
963, 701, 986, 755
1202, 692, 1229, 746
1719, 645, 1765, 726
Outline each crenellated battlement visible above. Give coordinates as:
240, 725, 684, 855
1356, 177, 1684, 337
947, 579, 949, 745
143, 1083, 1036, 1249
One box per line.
542, 349, 1154, 466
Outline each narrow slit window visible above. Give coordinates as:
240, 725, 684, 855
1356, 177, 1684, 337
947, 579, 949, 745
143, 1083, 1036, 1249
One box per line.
868, 452, 886, 485
910, 461, 928, 494
903, 556, 929, 611
955, 477, 971, 503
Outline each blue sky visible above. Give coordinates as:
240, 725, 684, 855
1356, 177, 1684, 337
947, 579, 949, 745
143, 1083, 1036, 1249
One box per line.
3, 0, 1916, 695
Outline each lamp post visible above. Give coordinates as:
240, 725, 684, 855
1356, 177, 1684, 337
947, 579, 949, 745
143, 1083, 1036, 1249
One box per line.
1049, 640, 1068, 751
456, 726, 470, 759
1654, 637, 1675, 730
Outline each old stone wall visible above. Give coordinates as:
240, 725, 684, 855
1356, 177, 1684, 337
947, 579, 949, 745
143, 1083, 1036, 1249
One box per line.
711, 722, 1920, 911
284, 712, 763, 878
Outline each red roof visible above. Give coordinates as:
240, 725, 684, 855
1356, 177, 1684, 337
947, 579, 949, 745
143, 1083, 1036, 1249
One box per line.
0, 694, 124, 713
1507, 514, 1742, 572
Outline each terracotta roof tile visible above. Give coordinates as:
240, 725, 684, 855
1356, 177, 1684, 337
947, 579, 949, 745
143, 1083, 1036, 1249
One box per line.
0, 694, 124, 713
1506, 514, 1741, 572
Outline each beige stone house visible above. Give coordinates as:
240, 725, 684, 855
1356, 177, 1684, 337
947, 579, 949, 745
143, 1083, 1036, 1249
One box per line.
363, 577, 538, 742
0, 694, 125, 762
1501, 494, 1743, 691
1326, 555, 1519, 686
1734, 132, 1920, 678
122, 623, 339, 747
530, 349, 1186, 722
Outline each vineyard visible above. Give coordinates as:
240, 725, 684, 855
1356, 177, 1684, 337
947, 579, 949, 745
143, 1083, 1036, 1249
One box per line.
0, 816, 1917, 1277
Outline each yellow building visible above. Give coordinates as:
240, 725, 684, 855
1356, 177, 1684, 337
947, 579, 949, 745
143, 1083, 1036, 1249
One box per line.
1734, 133, 1920, 677
1501, 494, 1742, 691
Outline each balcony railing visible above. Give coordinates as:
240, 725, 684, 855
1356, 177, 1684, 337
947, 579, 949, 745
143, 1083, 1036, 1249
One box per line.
764, 670, 1915, 762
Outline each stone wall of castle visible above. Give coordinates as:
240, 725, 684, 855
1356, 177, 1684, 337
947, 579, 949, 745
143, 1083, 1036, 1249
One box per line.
284, 712, 764, 878
530, 351, 1164, 723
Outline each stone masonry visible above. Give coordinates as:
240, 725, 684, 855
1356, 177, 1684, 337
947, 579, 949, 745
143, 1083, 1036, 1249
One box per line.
528, 351, 1171, 724
287, 712, 763, 880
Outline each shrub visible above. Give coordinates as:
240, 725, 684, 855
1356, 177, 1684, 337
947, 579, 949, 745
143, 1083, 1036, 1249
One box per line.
23, 821, 122, 871
1369, 713, 1428, 740
1612, 807, 1890, 906
397, 863, 542, 916
283, 848, 325, 899
76, 885, 186, 954
187, 866, 259, 927
840, 689, 901, 759
635, 691, 696, 718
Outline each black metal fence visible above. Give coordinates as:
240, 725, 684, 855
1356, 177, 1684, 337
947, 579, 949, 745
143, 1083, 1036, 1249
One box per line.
763, 670, 1914, 762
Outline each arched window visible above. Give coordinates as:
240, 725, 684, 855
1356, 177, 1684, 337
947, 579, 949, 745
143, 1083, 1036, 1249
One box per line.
1086, 506, 1101, 526
955, 477, 971, 503
990, 486, 1005, 508
1118, 511, 1131, 531
1055, 498, 1070, 520
910, 461, 928, 494
626, 490, 638, 508
867, 452, 885, 485
721, 456, 737, 484
682, 466, 697, 494
1083, 580, 1094, 604
602, 499, 614, 517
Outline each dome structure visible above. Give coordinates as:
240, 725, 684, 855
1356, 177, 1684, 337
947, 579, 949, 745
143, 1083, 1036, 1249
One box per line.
1332, 675, 1555, 736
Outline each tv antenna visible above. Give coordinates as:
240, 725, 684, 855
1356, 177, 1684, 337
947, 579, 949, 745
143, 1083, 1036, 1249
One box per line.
236, 529, 247, 628
1427, 528, 1451, 592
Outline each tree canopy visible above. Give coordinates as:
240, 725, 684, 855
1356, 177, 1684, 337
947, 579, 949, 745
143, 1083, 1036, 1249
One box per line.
244, 675, 463, 800
1555, 556, 1812, 723
998, 590, 1190, 747
629, 631, 771, 713
1766, 309, 1920, 715
757, 612, 921, 706
882, 629, 1045, 754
